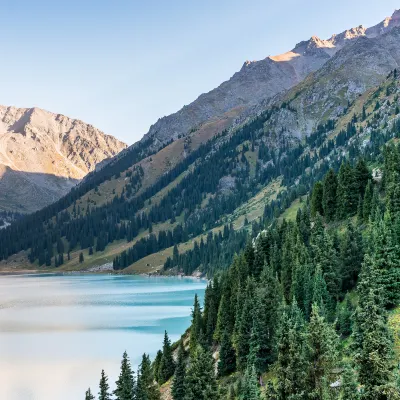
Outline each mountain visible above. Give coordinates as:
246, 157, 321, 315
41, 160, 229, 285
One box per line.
1, 10, 400, 274
0, 106, 126, 213
136, 10, 400, 147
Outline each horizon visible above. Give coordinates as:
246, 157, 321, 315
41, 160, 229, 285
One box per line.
0, 0, 398, 145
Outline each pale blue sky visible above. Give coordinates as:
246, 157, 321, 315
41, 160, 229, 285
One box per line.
0, 0, 398, 144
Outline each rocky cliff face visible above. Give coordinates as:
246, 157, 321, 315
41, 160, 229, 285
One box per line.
136, 10, 400, 149
0, 106, 126, 212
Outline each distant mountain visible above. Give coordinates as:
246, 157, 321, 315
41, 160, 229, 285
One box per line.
135, 9, 400, 148
0, 106, 126, 213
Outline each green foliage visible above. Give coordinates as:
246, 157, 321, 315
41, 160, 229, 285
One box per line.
340, 365, 360, 400
239, 364, 261, 400
158, 331, 175, 384
85, 387, 95, 400
311, 181, 324, 217
323, 169, 338, 222
235, 278, 256, 371
276, 301, 308, 399
137, 353, 160, 400
352, 256, 398, 399
99, 370, 111, 400
190, 294, 203, 353
218, 329, 236, 377
307, 304, 339, 399
183, 346, 219, 400
114, 351, 136, 400
172, 342, 186, 400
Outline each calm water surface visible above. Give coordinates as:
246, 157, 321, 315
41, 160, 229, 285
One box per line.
0, 274, 206, 400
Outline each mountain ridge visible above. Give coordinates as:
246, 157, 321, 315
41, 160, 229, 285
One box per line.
0, 105, 127, 212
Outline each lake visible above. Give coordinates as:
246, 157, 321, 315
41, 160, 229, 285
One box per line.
0, 274, 206, 400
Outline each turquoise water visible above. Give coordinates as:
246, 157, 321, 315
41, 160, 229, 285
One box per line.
0, 274, 206, 400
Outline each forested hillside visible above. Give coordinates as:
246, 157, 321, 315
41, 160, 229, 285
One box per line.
1, 68, 400, 277
87, 144, 400, 399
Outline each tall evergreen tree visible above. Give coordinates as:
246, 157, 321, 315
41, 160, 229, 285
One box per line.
276, 301, 308, 400
183, 346, 219, 400
218, 328, 236, 377
372, 213, 400, 308
85, 388, 95, 400
99, 370, 111, 400
339, 365, 360, 400
158, 331, 175, 384
340, 221, 364, 292
152, 350, 162, 384
352, 256, 398, 399
172, 342, 186, 400
311, 181, 324, 217
240, 364, 261, 400
137, 353, 160, 400
354, 158, 370, 197
307, 304, 339, 399
236, 278, 256, 371
336, 162, 358, 219
322, 169, 337, 222
114, 351, 136, 400
189, 294, 203, 353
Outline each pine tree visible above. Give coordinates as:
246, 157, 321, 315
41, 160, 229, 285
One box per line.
218, 328, 236, 377
340, 221, 363, 292
312, 265, 331, 318
276, 301, 308, 399
172, 342, 186, 400
322, 169, 337, 222
307, 304, 339, 399
354, 158, 370, 197
85, 387, 95, 400
372, 214, 400, 308
337, 295, 353, 337
183, 346, 218, 400
248, 271, 282, 375
203, 282, 218, 345
339, 365, 359, 400
137, 353, 160, 400
99, 370, 111, 400
236, 278, 256, 371
214, 293, 232, 342
114, 351, 136, 400
336, 162, 358, 219
158, 331, 175, 384
240, 364, 261, 400
311, 181, 324, 217
352, 256, 398, 399
189, 294, 203, 353
79, 252, 84, 263
153, 350, 162, 384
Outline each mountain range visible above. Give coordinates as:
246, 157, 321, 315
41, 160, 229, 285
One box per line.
1, 10, 400, 273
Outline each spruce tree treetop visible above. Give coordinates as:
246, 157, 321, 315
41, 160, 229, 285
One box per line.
99, 369, 111, 400
137, 353, 160, 400
85, 387, 95, 400
158, 330, 175, 384
114, 351, 136, 400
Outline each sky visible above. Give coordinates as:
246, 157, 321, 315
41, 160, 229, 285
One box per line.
0, 1, 398, 145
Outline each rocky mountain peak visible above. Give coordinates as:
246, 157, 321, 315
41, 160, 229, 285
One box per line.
0, 105, 127, 212
366, 9, 400, 37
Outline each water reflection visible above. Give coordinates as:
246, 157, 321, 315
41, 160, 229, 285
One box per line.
0, 274, 205, 400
